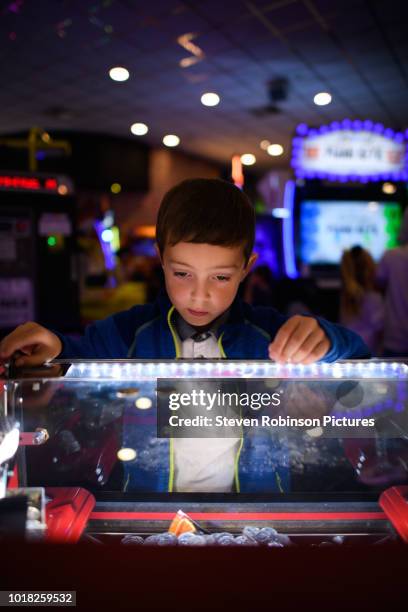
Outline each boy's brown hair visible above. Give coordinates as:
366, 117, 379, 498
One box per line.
156, 178, 255, 263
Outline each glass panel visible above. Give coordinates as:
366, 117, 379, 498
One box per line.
4, 359, 408, 498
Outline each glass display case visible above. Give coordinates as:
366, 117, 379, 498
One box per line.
1, 359, 408, 546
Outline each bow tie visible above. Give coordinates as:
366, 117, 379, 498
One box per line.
190, 331, 212, 343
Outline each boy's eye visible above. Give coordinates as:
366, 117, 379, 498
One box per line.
174, 271, 188, 278
215, 275, 231, 282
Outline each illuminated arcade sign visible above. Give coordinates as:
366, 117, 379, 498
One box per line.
0, 173, 73, 195
291, 120, 408, 182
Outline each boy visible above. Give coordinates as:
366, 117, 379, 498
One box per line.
0, 178, 369, 365
0, 179, 369, 493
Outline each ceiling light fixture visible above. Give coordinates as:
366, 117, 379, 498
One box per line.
163, 134, 180, 147
260, 140, 270, 150
201, 92, 220, 107
267, 144, 284, 156
109, 66, 130, 82
130, 123, 148, 136
240, 153, 256, 166
313, 92, 332, 106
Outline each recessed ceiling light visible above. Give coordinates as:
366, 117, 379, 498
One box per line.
130, 122, 148, 136
260, 140, 270, 150
240, 153, 256, 166
201, 92, 220, 107
313, 92, 332, 106
109, 66, 130, 82
267, 144, 284, 156
163, 134, 180, 147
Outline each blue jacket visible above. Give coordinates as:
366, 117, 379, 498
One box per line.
58, 290, 369, 361
57, 291, 370, 493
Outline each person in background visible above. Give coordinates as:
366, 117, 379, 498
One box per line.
376, 208, 408, 358
340, 245, 384, 356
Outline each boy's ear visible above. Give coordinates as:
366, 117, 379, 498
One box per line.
242, 252, 258, 280
154, 243, 163, 266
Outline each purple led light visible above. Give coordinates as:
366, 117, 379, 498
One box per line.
384, 128, 395, 139
296, 123, 308, 135
330, 121, 340, 130
282, 180, 298, 279
353, 119, 363, 130
363, 119, 373, 130
374, 122, 384, 133
395, 132, 404, 143
342, 118, 352, 129
309, 128, 317, 137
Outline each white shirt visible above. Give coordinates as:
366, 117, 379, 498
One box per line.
173, 321, 240, 492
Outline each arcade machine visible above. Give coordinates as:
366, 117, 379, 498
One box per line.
1, 358, 408, 547
0, 171, 80, 336
286, 119, 408, 321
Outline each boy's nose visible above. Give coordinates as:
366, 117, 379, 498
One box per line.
191, 282, 210, 301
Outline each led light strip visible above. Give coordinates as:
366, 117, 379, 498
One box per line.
65, 361, 408, 380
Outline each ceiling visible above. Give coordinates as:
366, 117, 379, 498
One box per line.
1, 0, 408, 173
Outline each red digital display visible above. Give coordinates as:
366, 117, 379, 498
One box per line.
0, 174, 64, 193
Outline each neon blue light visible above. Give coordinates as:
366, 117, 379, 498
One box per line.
94, 221, 116, 286
282, 180, 298, 278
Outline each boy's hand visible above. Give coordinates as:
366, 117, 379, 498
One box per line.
268, 316, 330, 365
0, 322, 62, 367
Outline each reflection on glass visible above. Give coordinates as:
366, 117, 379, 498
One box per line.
3, 360, 407, 496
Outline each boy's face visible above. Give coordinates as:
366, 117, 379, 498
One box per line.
161, 242, 257, 327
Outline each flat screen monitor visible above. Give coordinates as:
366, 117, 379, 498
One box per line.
300, 200, 402, 265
